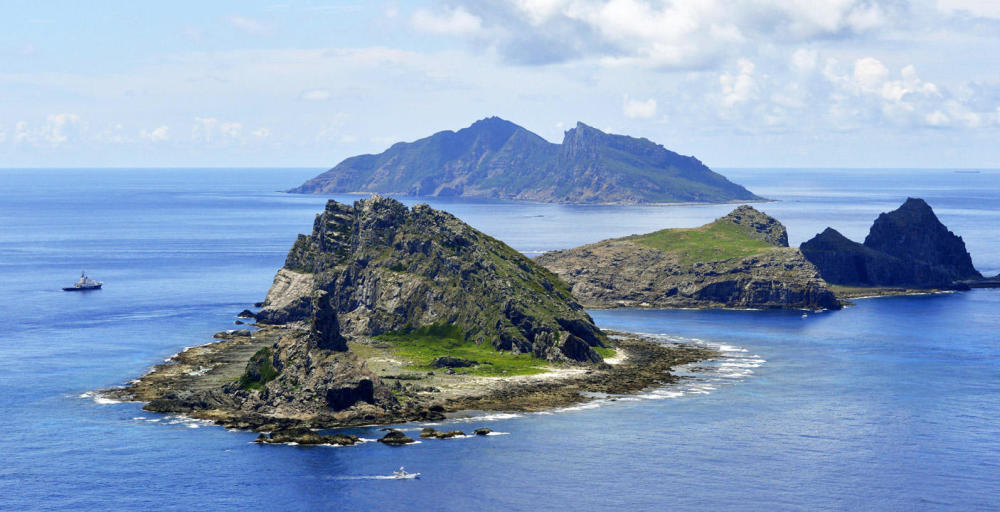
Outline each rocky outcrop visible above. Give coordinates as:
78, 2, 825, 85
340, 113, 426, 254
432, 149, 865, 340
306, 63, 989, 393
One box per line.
537, 206, 841, 311
801, 198, 980, 288
254, 428, 359, 446
288, 117, 760, 205
864, 198, 981, 281
419, 427, 466, 439
259, 196, 608, 363
378, 430, 415, 445
256, 269, 315, 324
720, 205, 789, 247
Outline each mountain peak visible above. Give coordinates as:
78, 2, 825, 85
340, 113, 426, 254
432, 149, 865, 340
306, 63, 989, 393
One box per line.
289, 118, 761, 204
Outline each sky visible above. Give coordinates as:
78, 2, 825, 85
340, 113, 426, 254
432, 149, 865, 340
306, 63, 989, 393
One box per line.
1, 0, 999, 168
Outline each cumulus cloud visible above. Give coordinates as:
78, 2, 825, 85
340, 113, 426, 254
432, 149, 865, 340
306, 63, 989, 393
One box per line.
141, 125, 170, 142
411, 6, 483, 36
622, 94, 657, 118
252, 127, 270, 138
441, 0, 899, 68
720, 59, 758, 107
42, 113, 80, 145
193, 117, 245, 143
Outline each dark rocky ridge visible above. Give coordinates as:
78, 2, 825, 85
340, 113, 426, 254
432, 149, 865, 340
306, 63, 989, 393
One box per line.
537, 206, 841, 310
801, 198, 981, 288
288, 117, 761, 205
260, 195, 607, 362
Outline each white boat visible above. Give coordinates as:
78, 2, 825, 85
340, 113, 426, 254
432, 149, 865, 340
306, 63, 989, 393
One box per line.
63, 270, 103, 291
392, 466, 420, 479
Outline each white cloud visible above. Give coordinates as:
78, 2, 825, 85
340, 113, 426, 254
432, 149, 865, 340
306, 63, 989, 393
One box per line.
252, 127, 270, 138
14, 121, 30, 144
227, 15, 272, 36
791, 48, 818, 72
141, 125, 169, 142
42, 113, 80, 145
219, 121, 243, 138
448, 0, 896, 68
411, 6, 483, 36
301, 89, 331, 101
926, 110, 949, 126
193, 117, 244, 142
720, 59, 757, 107
852, 57, 889, 93
622, 95, 657, 118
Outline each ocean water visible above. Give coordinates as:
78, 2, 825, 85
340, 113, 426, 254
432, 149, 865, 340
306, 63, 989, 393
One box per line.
1, 168, 998, 511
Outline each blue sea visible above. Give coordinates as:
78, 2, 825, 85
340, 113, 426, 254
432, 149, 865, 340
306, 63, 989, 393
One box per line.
1, 168, 998, 511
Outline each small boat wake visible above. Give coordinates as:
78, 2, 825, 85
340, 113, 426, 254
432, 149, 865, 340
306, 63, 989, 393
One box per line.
329, 467, 421, 480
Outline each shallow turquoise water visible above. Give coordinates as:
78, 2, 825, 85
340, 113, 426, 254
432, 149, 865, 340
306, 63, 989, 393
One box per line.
1, 168, 997, 511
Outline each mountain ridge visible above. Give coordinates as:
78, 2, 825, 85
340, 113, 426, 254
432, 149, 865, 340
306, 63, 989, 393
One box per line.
289, 117, 761, 205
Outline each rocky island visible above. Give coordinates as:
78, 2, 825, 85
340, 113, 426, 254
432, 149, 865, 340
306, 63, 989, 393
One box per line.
537, 206, 841, 310
801, 198, 982, 294
288, 117, 761, 205
111, 196, 713, 434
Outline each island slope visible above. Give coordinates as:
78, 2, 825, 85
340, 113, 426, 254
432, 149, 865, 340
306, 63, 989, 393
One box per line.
537, 206, 841, 311
289, 117, 761, 205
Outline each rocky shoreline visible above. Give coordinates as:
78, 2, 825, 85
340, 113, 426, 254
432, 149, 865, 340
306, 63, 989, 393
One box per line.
107, 327, 715, 432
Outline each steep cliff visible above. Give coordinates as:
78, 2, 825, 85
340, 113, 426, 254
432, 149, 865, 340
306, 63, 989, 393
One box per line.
537, 206, 841, 310
259, 195, 607, 363
288, 117, 761, 205
801, 198, 980, 288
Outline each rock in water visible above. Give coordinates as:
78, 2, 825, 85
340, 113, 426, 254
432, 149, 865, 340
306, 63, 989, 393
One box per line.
287, 117, 760, 205
537, 206, 841, 310
258, 196, 608, 363
377, 430, 415, 445
863, 198, 981, 281
801, 198, 981, 288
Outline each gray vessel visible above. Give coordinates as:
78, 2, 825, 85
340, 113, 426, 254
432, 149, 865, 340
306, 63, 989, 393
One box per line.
63, 270, 102, 291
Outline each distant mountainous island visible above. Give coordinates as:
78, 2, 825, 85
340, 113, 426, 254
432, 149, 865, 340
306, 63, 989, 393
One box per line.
289, 117, 762, 205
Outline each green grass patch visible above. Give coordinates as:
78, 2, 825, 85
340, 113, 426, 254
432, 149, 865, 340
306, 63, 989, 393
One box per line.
629, 219, 774, 264
237, 347, 279, 391
593, 346, 617, 359
376, 323, 549, 377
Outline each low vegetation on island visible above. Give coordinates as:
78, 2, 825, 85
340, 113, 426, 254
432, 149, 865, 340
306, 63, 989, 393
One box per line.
537, 205, 841, 310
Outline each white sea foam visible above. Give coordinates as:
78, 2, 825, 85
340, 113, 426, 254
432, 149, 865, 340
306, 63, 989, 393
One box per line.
450, 412, 523, 422
78, 391, 122, 405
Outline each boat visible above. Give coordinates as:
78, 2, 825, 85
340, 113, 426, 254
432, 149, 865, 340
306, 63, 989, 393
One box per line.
63, 270, 103, 291
392, 466, 420, 479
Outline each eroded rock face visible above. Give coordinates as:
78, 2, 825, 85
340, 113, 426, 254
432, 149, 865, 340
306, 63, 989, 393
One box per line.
801, 198, 981, 288
256, 269, 315, 324
261, 196, 607, 363
537, 208, 840, 311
